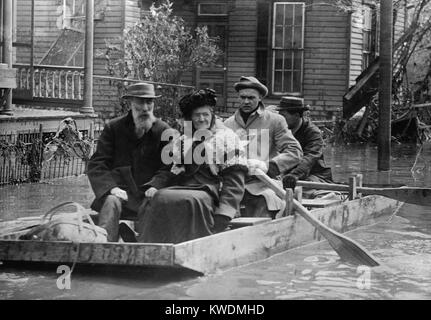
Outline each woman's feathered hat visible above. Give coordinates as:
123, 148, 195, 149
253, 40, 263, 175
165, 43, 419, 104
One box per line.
178, 88, 217, 119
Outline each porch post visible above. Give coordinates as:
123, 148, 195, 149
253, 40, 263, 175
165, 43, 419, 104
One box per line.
81, 0, 95, 114
377, 0, 393, 171
1, 0, 13, 115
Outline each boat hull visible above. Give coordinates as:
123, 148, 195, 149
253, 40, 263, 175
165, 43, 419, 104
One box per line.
0, 195, 401, 274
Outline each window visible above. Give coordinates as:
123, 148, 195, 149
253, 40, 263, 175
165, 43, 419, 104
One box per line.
195, 21, 228, 111
62, 0, 85, 30
362, 5, 378, 70
198, 3, 228, 16
271, 2, 305, 95
204, 24, 227, 67
256, 2, 305, 95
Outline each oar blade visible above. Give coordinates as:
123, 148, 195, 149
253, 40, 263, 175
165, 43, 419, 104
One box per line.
293, 200, 380, 267
255, 169, 381, 267
324, 231, 380, 267
370, 188, 431, 206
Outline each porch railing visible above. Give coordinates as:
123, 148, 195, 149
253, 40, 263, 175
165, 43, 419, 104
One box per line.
13, 63, 84, 107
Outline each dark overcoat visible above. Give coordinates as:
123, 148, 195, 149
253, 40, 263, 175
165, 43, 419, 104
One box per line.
87, 112, 171, 212
137, 122, 248, 243
144, 120, 248, 219
289, 118, 333, 182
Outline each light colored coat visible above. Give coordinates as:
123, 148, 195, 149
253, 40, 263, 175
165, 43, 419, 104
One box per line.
224, 104, 303, 212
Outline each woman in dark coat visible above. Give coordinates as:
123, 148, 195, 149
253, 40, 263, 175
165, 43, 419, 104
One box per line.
136, 89, 248, 243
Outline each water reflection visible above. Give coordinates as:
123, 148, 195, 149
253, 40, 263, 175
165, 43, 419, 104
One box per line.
182, 203, 431, 300
327, 143, 431, 187
0, 177, 94, 221
1, 143, 431, 299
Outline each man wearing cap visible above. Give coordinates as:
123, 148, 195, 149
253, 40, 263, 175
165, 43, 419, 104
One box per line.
87, 82, 171, 241
275, 96, 333, 192
224, 76, 303, 217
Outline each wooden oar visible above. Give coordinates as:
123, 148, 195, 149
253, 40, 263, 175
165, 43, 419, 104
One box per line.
297, 180, 431, 206
254, 169, 380, 267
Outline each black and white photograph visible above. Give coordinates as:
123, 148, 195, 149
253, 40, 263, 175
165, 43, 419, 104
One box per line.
0, 0, 430, 306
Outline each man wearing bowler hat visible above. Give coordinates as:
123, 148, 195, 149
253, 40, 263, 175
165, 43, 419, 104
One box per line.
275, 96, 333, 192
224, 76, 303, 218
87, 82, 171, 241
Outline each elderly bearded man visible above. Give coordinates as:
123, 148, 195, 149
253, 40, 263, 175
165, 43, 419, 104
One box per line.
224, 76, 303, 218
87, 83, 171, 241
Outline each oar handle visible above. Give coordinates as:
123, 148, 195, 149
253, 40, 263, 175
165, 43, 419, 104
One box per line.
297, 180, 430, 193
254, 169, 309, 212
255, 169, 347, 233
297, 180, 349, 192
296, 180, 431, 206
298, 180, 395, 194
255, 169, 286, 198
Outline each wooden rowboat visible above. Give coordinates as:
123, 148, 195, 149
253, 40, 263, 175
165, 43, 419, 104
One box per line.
0, 195, 401, 274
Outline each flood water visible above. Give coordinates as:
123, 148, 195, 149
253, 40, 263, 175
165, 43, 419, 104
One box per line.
0, 143, 431, 300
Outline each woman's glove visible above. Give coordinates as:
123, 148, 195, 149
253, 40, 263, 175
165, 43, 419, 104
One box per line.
282, 174, 298, 190
247, 159, 268, 176
145, 187, 158, 198
110, 187, 128, 202
213, 215, 231, 233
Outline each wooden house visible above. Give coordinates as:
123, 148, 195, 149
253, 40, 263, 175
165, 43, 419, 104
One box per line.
1, 0, 144, 132
5, 0, 142, 119
168, 0, 408, 120
2, 0, 408, 122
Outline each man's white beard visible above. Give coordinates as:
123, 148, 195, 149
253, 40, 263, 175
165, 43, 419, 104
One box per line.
134, 114, 156, 138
